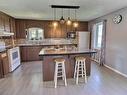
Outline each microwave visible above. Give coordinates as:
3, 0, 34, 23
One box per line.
67, 32, 76, 39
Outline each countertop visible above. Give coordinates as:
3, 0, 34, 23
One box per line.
0, 49, 6, 53
0, 43, 77, 53
0, 45, 13, 53
39, 48, 96, 56
17, 43, 77, 46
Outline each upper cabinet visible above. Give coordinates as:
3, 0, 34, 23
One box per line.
0, 12, 16, 36
0, 13, 5, 31
10, 17, 16, 38
15, 19, 26, 38
4, 15, 10, 32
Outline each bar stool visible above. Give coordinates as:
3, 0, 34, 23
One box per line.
54, 58, 67, 88
74, 56, 87, 84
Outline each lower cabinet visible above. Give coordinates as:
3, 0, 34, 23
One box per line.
0, 60, 4, 78
20, 46, 43, 62
0, 51, 9, 77
2, 54, 9, 75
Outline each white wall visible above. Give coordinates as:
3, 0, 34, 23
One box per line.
89, 7, 127, 75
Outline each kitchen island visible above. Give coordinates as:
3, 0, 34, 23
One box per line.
39, 48, 96, 81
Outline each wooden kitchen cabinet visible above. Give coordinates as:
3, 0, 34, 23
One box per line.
0, 60, 4, 78
0, 13, 5, 31
15, 19, 26, 38
0, 52, 9, 76
20, 47, 27, 62
2, 53, 9, 75
0, 11, 16, 34
10, 17, 16, 38
4, 15, 10, 32
20, 46, 43, 62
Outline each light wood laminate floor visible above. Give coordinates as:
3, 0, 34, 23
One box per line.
0, 61, 127, 95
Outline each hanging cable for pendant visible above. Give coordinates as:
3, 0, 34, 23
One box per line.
73, 9, 79, 28
67, 9, 72, 25
60, 8, 65, 24
52, 8, 58, 28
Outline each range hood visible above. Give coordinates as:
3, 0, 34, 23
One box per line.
0, 31, 14, 36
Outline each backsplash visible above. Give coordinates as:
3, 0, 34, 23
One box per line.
16, 38, 78, 45
0, 38, 78, 47
0, 39, 13, 46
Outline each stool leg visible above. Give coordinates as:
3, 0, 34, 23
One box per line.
62, 62, 67, 86
76, 61, 80, 85
62, 63, 65, 80
81, 60, 84, 78
83, 60, 87, 83
74, 60, 78, 79
54, 63, 58, 88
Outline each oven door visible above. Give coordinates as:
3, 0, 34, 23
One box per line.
8, 47, 21, 72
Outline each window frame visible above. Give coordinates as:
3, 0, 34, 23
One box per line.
93, 22, 103, 49
27, 27, 44, 40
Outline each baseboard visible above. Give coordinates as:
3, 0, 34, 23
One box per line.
104, 64, 127, 78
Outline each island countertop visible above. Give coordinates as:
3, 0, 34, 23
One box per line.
39, 48, 96, 56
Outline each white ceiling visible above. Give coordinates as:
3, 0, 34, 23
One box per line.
0, 0, 127, 21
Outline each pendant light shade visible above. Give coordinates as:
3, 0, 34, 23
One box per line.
73, 9, 79, 28
52, 21, 58, 28
66, 16, 72, 25
60, 16, 65, 24
73, 21, 79, 28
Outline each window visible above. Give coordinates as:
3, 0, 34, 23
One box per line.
93, 22, 103, 48
27, 28, 44, 40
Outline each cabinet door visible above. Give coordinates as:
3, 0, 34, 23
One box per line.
0, 14, 5, 31
20, 46, 42, 62
4, 15, 10, 32
26, 46, 42, 61
15, 20, 26, 38
0, 52, 9, 75
44, 21, 52, 38
2, 56, 9, 75
0, 60, 4, 78
10, 18, 16, 38
20, 47, 27, 62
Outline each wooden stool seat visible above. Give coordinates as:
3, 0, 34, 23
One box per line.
54, 58, 65, 63
75, 56, 85, 60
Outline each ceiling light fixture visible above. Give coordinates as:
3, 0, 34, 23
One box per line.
60, 9, 65, 24
73, 9, 79, 28
52, 8, 58, 28
66, 9, 72, 25
51, 5, 80, 28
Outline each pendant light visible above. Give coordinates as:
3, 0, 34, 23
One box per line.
73, 9, 79, 28
53, 21, 58, 28
52, 8, 58, 28
66, 9, 72, 25
51, 5, 80, 30
60, 9, 65, 24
